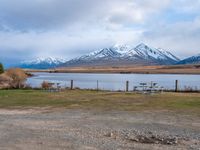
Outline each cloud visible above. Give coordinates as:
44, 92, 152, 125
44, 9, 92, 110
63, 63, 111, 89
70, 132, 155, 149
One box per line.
171, 0, 200, 13
0, 0, 199, 65
143, 16, 200, 58
0, 27, 144, 59
1, 0, 166, 59
0, 0, 171, 31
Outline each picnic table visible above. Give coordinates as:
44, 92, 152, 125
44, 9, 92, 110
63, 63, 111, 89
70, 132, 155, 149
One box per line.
46, 82, 62, 92
134, 82, 164, 94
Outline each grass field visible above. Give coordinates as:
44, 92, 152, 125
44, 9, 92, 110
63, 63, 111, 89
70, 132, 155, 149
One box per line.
0, 90, 199, 114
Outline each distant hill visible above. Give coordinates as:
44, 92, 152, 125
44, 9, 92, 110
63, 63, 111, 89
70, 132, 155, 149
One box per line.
60, 43, 180, 67
177, 54, 200, 65
19, 57, 67, 69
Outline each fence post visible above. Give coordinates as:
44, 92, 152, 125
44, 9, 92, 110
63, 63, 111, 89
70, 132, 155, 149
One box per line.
70, 80, 74, 90
175, 80, 179, 92
97, 80, 99, 91
126, 81, 129, 92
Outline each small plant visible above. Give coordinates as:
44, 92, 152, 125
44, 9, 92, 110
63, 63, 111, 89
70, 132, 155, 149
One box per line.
41, 81, 52, 90
74, 87, 80, 90
184, 86, 194, 92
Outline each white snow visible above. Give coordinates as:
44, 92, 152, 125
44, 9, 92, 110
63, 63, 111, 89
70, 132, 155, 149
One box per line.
111, 44, 131, 55
21, 57, 67, 65
21, 43, 179, 67
69, 43, 179, 63
157, 48, 179, 61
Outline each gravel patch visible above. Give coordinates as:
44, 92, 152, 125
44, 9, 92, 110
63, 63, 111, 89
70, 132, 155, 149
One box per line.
0, 109, 199, 150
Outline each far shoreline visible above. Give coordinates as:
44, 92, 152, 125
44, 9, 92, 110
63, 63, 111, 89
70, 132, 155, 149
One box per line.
24, 64, 200, 75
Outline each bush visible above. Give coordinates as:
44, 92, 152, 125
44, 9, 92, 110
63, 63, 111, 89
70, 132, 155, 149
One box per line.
0, 74, 12, 89
41, 81, 53, 89
0, 63, 4, 74
6, 68, 28, 89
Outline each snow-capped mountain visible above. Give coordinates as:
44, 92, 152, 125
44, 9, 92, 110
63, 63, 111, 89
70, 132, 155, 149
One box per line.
111, 44, 131, 55
17, 43, 181, 69
19, 57, 67, 69
131, 43, 179, 61
61, 43, 180, 67
177, 54, 200, 65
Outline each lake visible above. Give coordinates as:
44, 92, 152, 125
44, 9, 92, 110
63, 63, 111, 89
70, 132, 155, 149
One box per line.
27, 72, 200, 91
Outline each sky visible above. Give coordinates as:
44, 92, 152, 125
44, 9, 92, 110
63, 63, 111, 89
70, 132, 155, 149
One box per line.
0, 0, 200, 66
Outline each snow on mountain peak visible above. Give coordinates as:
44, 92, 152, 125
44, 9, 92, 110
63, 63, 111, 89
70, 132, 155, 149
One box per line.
111, 44, 131, 55
21, 57, 67, 65
20, 57, 67, 66
133, 43, 179, 61
65, 43, 180, 67
134, 43, 165, 60
19, 57, 68, 69
75, 46, 122, 61
177, 53, 200, 65
77, 44, 132, 61
157, 48, 180, 61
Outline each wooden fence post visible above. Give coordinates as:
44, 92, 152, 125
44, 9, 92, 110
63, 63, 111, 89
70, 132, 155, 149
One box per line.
97, 80, 99, 91
126, 81, 129, 92
175, 80, 179, 92
70, 80, 73, 90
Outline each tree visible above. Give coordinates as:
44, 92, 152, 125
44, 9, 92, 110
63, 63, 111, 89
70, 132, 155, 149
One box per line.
0, 63, 4, 74
6, 68, 27, 88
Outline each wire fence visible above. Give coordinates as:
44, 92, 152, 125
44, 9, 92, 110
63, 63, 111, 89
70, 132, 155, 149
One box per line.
29, 79, 200, 93
25, 72, 200, 92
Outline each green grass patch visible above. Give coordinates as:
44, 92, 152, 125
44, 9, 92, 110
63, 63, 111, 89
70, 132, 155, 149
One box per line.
0, 90, 199, 114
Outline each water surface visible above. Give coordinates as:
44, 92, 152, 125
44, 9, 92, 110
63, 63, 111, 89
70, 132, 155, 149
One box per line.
27, 72, 200, 91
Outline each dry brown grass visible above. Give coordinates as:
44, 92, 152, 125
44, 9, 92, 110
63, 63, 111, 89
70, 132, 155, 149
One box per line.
25, 65, 200, 74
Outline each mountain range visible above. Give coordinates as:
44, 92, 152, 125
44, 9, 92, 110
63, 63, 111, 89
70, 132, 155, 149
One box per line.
61, 43, 179, 67
177, 54, 200, 65
18, 43, 199, 69
19, 57, 67, 69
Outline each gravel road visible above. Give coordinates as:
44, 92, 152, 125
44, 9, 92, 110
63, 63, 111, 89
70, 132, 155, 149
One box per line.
0, 109, 199, 150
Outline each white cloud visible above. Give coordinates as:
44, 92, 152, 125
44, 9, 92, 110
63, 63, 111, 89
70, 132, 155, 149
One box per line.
0, 0, 200, 64
0, 0, 171, 31
1, 0, 169, 60
0, 26, 144, 59
143, 17, 200, 58
171, 0, 200, 13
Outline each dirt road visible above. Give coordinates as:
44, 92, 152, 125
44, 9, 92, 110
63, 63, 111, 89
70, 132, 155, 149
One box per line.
0, 108, 199, 150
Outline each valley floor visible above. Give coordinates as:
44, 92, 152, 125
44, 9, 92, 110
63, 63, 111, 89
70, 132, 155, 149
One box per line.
0, 90, 200, 150
27, 64, 200, 74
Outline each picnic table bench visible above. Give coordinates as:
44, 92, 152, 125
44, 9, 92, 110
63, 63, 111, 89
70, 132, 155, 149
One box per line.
134, 82, 164, 94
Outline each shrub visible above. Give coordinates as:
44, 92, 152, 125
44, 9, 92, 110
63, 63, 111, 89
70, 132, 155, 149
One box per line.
41, 81, 53, 89
6, 68, 28, 89
0, 74, 12, 89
